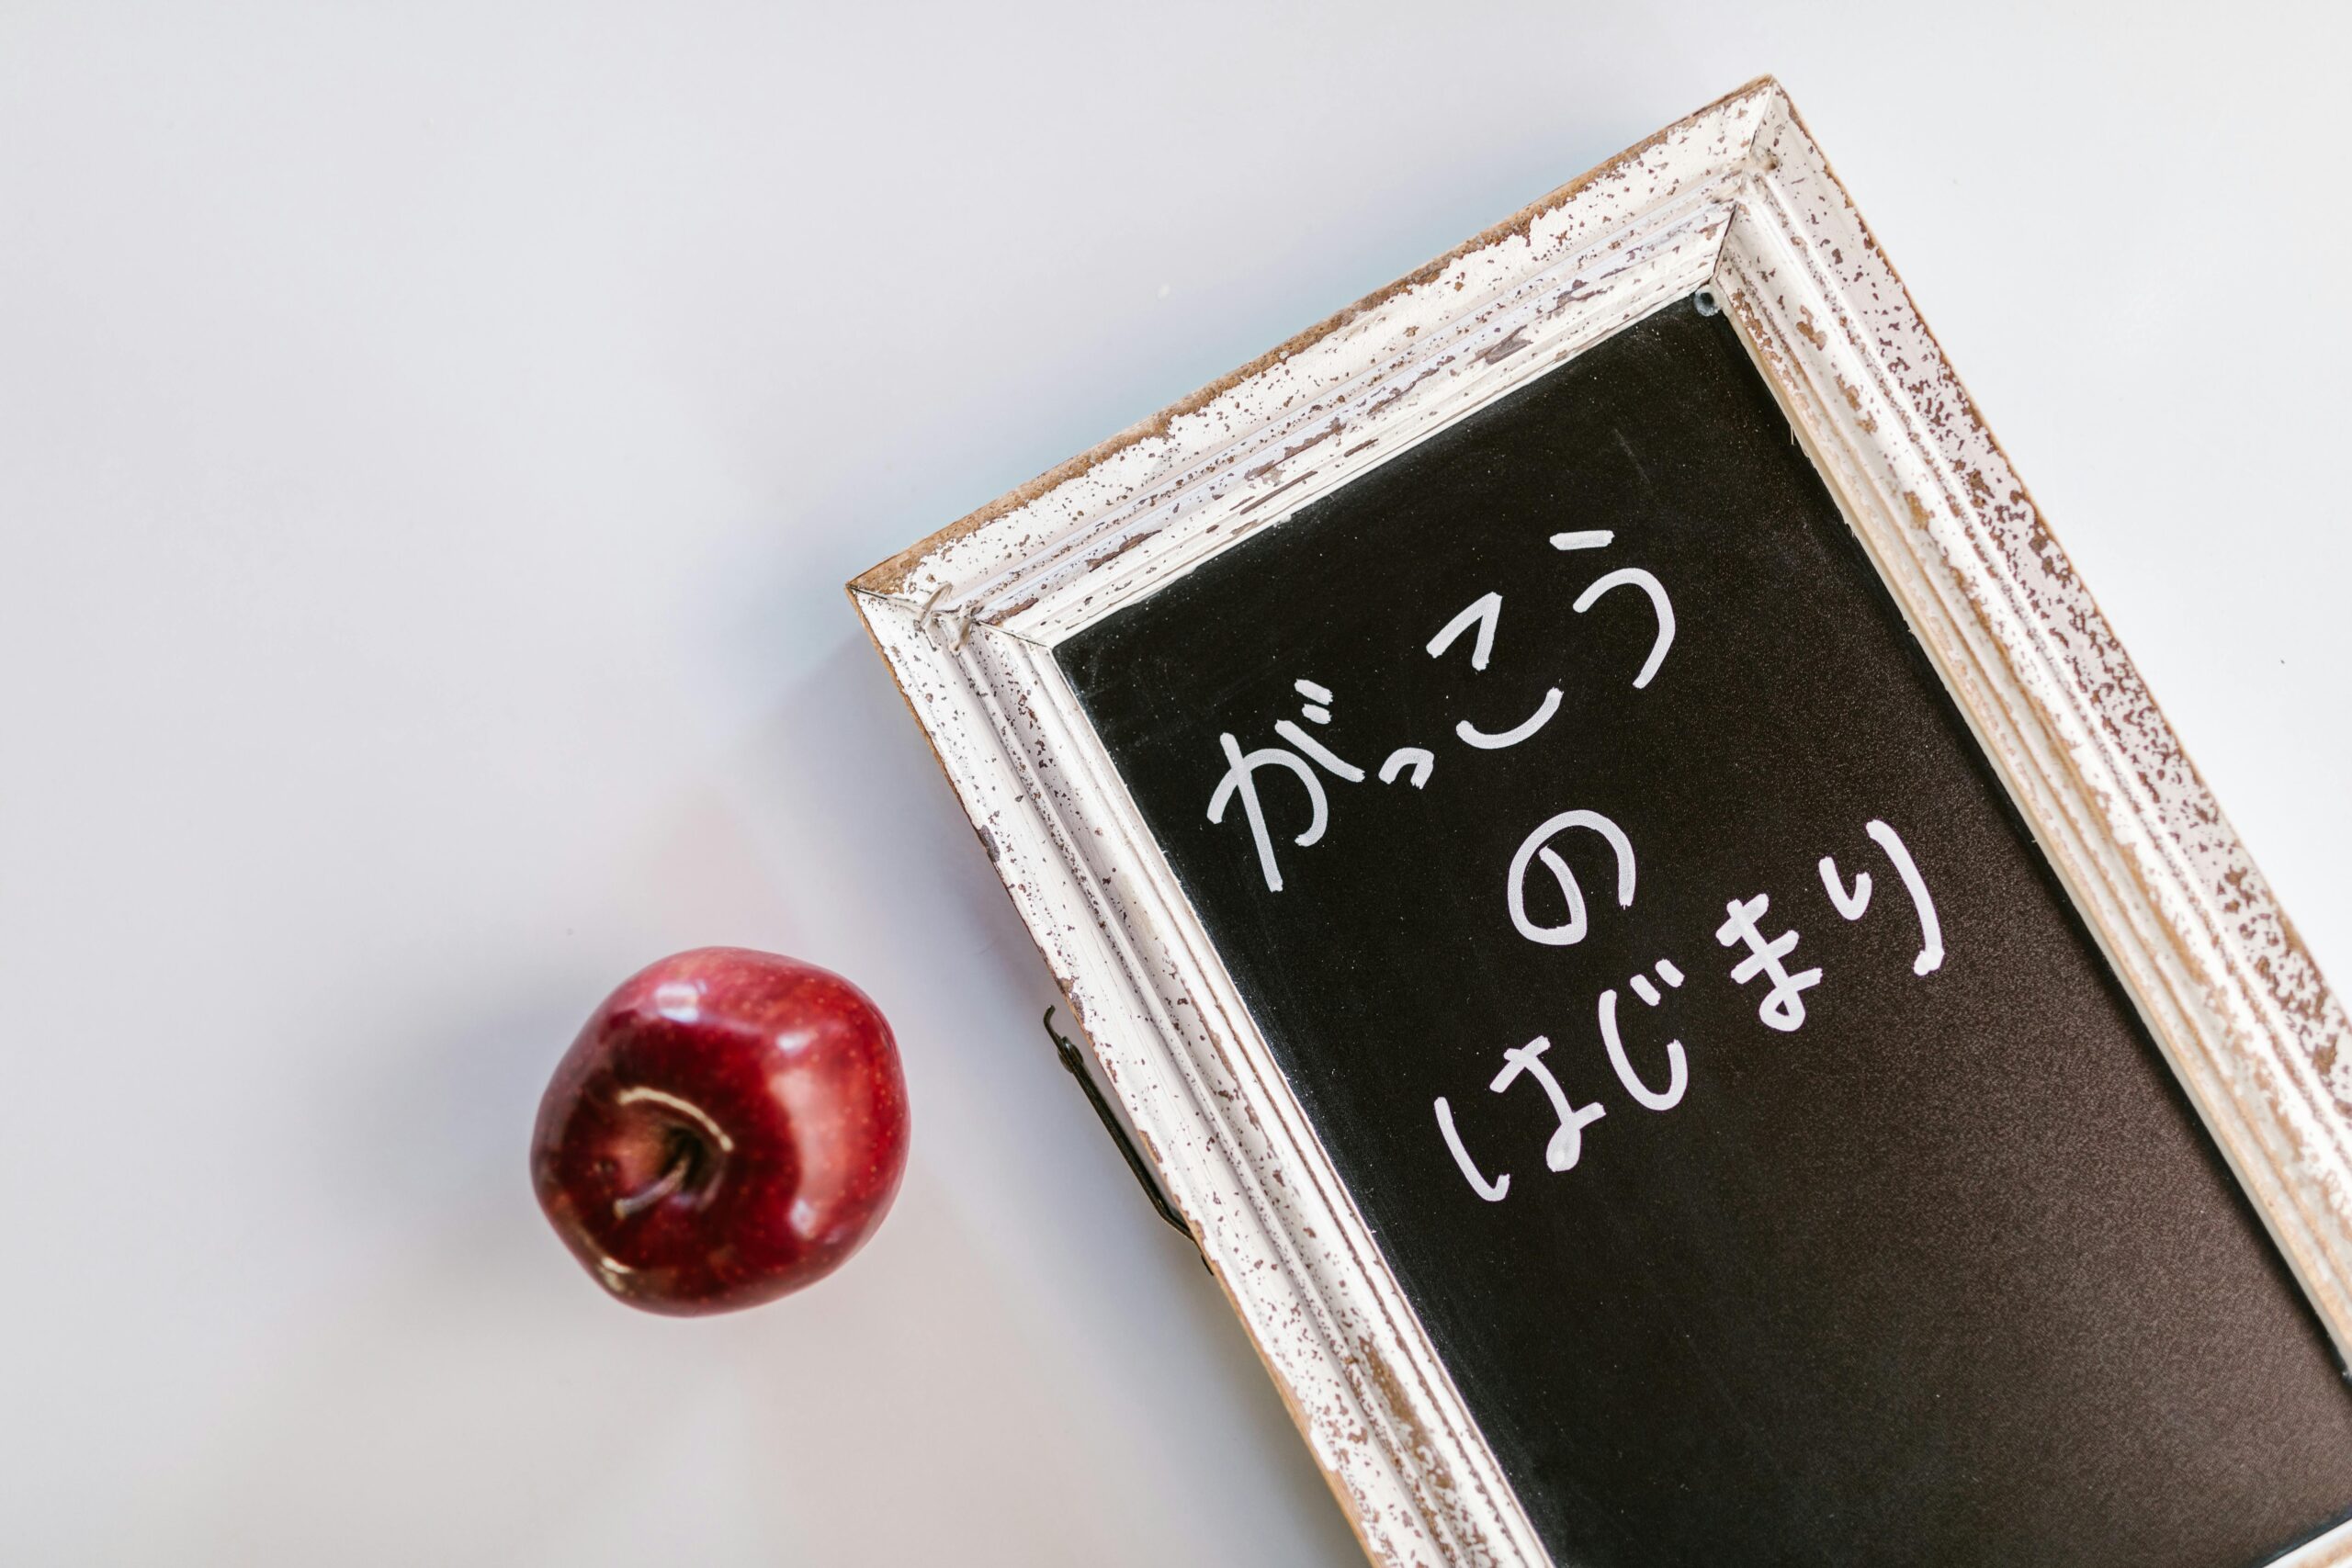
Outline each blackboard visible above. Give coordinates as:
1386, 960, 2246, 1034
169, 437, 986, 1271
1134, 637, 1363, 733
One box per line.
1053, 304, 2352, 1567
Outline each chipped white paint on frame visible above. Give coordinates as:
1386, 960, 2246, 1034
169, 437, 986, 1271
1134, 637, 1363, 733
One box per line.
850, 79, 2352, 1568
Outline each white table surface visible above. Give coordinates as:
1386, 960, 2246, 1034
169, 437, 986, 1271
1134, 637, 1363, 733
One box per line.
5, 4, 2346, 1563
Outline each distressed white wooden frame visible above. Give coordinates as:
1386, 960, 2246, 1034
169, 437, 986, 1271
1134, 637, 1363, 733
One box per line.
850, 79, 2352, 1568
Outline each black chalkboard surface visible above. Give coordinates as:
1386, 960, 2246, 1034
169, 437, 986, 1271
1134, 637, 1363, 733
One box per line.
1056, 305, 2352, 1567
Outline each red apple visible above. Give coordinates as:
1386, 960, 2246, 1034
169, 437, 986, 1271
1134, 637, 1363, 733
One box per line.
531, 947, 910, 1315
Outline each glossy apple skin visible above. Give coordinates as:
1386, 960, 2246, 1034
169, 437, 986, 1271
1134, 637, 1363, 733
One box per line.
531, 947, 910, 1315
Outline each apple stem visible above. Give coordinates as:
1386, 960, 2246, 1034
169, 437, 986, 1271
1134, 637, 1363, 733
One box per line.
612, 1140, 700, 1220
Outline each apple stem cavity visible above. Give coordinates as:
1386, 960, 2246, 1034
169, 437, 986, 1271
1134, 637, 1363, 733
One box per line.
612, 1133, 705, 1220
